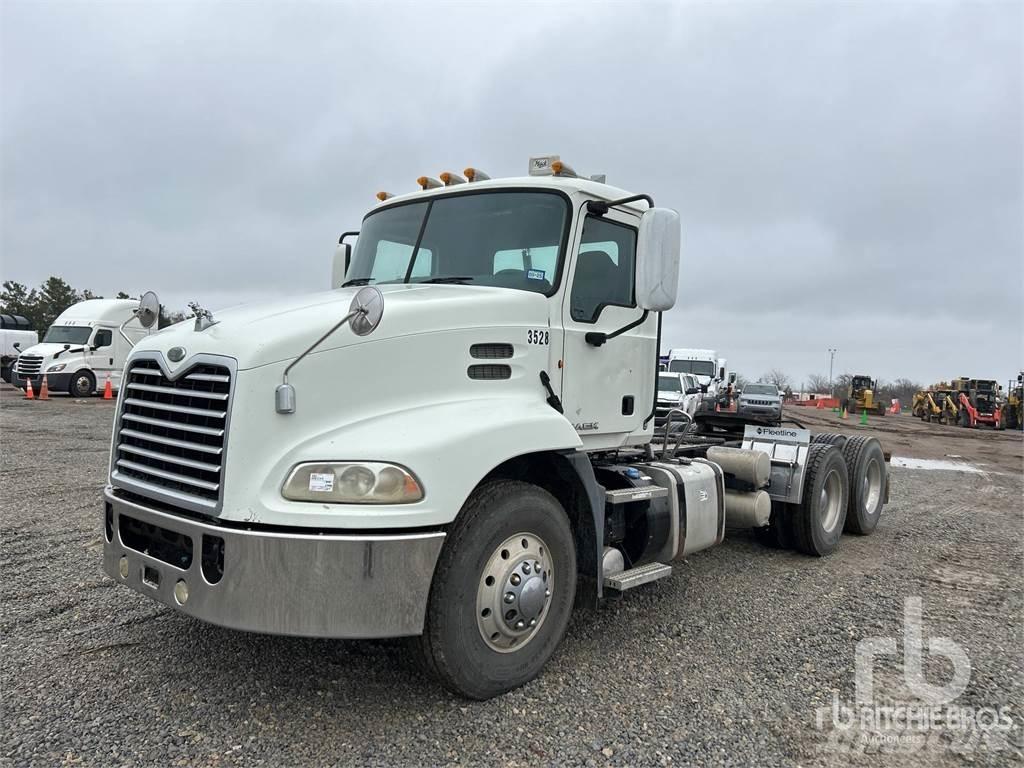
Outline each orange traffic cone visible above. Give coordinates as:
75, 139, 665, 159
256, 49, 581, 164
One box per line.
24, 378, 34, 399
816, 399, 824, 409
841, 406, 849, 420
103, 373, 113, 400
38, 375, 50, 400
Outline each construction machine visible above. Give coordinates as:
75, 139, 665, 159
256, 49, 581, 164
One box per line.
912, 389, 958, 424
1002, 372, 1022, 430
843, 375, 887, 417
952, 377, 1003, 429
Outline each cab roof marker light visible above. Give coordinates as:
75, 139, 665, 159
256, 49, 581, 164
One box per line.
376, 191, 393, 201
417, 176, 443, 190
464, 167, 490, 182
439, 171, 465, 186
551, 160, 577, 178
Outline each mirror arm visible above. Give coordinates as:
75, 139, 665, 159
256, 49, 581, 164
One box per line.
585, 310, 648, 347
586, 194, 655, 216
118, 313, 140, 346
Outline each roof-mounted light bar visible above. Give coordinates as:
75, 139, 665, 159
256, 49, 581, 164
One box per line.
439, 171, 465, 186
529, 155, 578, 178
464, 167, 490, 182
417, 176, 443, 190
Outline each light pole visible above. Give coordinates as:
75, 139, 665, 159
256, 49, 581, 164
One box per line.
828, 348, 837, 398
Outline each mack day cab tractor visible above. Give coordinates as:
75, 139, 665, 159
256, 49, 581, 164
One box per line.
101, 157, 890, 700
11, 298, 155, 397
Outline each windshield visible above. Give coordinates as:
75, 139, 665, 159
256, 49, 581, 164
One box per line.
345, 191, 569, 295
669, 359, 716, 377
658, 375, 681, 392
743, 384, 778, 396
42, 325, 91, 345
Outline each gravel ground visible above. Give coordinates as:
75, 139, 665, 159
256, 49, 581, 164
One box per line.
2, 388, 1022, 767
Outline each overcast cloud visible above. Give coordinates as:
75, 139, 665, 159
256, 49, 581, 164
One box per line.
2, 1, 1021, 386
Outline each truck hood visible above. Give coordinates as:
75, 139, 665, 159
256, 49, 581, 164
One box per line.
130, 284, 550, 371
657, 390, 684, 402
13, 342, 87, 361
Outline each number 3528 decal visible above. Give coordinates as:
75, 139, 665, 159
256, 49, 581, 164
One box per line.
527, 329, 549, 345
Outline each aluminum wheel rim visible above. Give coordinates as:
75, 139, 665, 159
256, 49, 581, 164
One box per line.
862, 459, 882, 515
75, 375, 91, 394
476, 532, 553, 653
819, 468, 843, 533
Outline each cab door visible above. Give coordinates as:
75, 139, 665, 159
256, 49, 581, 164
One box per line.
86, 326, 117, 388
559, 206, 657, 449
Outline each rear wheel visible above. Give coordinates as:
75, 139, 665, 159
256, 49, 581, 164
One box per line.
416, 480, 576, 700
792, 444, 849, 556
68, 370, 95, 397
811, 432, 847, 448
841, 436, 886, 534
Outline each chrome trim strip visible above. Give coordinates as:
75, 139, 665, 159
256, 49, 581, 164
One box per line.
119, 428, 223, 454
121, 412, 224, 437
117, 444, 223, 473
116, 459, 221, 491
123, 397, 227, 419
126, 381, 229, 400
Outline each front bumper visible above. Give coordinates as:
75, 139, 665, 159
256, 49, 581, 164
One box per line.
102, 489, 446, 638
11, 371, 73, 392
738, 404, 782, 420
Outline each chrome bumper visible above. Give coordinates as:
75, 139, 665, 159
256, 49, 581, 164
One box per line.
102, 489, 445, 638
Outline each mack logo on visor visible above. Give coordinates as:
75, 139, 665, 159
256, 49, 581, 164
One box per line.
168, 347, 186, 362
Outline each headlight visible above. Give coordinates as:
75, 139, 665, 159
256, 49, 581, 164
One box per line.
282, 462, 424, 504
47, 363, 66, 372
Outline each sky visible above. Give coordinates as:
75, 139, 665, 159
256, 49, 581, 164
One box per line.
2, 1, 1021, 387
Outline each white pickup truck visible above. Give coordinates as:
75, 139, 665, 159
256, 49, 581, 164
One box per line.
102, 157, 889, 699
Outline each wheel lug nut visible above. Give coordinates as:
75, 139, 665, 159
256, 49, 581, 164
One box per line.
545, 589, 551, 597
522, 562, 531, 574
529, 618, 537, 627
510, 574, 521, 586
504, 592, 515, 604
515, 620, 526, 630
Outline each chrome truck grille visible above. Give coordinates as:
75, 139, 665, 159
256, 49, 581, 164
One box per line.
111, 357, 232, 513
15, 355, 43, 375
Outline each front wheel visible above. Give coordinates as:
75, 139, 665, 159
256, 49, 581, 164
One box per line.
68, 370, 96, 397
416, 480, 577, 699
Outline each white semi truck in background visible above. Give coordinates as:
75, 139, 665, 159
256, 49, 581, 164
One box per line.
0, 314, 38, 384
101, 158, 889, 699
12, 299, 154, 397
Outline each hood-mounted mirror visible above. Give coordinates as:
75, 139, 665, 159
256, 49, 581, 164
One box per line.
120, 290, 161, 344
276, 286, 384, 414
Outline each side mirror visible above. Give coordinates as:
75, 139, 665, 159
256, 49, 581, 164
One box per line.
728, 372, 737, 384
63, 344, 70, 350
686, 387, 699, 395
90, 344, 98, 351
136, 291, 160, 329
332, 240, 352, 290
700, 384, 709, 394
12, 342, 19, 350
718, 366, 726, 380
635, 208, 680, 311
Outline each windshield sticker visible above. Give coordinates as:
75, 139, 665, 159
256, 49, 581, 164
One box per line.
308, 472, 335, 493
527, 269, 546, 281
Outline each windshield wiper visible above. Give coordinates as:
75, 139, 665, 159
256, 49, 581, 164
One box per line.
341, 277, 374, 287
419, 276, 474, 284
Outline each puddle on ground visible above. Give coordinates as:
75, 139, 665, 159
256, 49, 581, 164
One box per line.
890, 456, 985, 473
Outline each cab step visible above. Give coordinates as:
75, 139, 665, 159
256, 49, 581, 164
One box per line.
603, 562, 673, 592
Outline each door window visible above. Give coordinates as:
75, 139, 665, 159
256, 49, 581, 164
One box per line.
93, 329, 113, 349
569, 216, 637, 323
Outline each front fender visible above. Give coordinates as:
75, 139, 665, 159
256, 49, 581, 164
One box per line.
248, 398, 583, 529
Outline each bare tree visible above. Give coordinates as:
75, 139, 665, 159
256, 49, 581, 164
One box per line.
761, 368, 792, 390
806, 373, 830, 394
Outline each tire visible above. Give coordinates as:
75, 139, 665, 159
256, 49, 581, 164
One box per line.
959, 408, 970, 428
840, 436, 886, 535
791, 444, 849, 557
68, 370, 96, 397
756, 500, 794, 550
811, 432, 847, 448
416, 480, 576, 700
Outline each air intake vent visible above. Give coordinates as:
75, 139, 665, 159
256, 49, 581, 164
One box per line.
112, 357, 231, 513
470, 343, 513, 359
468, 364, 512, 380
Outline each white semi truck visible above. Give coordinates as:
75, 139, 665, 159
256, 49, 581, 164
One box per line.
102, 159, 889, 699
12, 298, 155, 397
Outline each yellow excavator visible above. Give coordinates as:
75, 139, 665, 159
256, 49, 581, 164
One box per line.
843, 374, 887, 416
